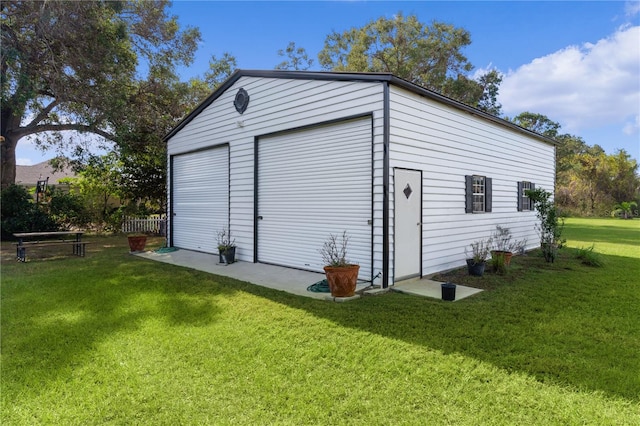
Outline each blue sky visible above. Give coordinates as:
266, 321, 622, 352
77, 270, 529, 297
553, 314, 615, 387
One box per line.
17, 1, 640, 164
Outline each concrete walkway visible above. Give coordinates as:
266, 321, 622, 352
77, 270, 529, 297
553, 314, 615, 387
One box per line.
136, 248, 482, 302
393, 277, 484, 301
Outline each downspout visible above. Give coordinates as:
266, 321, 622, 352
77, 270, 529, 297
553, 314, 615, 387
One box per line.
382, 82, 390, 289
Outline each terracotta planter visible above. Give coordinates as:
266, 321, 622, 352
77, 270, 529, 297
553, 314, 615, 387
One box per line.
127, 235, 147, 252
323, 264, 360, 297
491, 250, 513, 266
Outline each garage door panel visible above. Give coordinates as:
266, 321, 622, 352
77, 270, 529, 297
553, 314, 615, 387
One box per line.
172, 146, 229, 253
257, 118, 372, 278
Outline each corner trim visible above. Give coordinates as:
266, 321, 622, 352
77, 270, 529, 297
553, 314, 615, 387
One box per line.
382, 82, 390, 288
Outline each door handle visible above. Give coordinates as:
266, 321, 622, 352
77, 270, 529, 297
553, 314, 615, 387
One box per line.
257, 216, 263, 220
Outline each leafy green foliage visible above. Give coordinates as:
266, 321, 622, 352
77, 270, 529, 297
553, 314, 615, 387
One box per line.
612, 201, 638, 219
47, 188, 90, 229
575, 244, 604, 267
526, 188, 566, 262
488, 251, 507, 275
1, 0, 201, 186
318, 13, 501, 113
512, 113, 640, 217
0, 185, 58, 238
275, 42, 314, 70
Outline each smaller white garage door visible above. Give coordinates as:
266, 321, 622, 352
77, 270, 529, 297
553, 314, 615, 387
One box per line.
172, 146, 229, 253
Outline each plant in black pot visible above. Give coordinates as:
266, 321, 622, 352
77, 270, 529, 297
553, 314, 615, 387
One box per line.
320, 231, 360, 297
217, 227, 236, 265
465, 238, 491, 277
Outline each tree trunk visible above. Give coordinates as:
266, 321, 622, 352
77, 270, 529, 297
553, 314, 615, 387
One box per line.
0, 135, 17, 189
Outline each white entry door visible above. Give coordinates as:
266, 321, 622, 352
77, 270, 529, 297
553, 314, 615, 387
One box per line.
394, 169, 422, 280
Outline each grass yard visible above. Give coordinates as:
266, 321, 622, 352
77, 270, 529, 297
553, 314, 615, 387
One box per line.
1, 219, 639, 425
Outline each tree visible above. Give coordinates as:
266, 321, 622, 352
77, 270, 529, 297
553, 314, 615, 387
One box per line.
508, 112, 561, 138
606, 149, 639, 205
203, 52, 238, 89
275, 42, 313, 70
317, 13, 500, 112
612, 201, 638, 219
0, 0, 201, 187
476, 69, 503, 116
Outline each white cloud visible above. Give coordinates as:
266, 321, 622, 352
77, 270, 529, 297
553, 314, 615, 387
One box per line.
16, 158, 34, 166
623, 114, 640, 135
498, 25, 640, 136
626, 1, 640, 17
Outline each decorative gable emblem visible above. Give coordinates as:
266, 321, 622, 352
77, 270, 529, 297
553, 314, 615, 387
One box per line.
234, 88, 249, 114
403, 183, 413, 199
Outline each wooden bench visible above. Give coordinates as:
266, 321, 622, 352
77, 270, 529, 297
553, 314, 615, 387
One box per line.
13, 231, 88, 262
14, 241, 91, 262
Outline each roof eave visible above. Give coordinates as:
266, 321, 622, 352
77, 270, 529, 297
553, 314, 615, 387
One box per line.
164, 70, 557, 147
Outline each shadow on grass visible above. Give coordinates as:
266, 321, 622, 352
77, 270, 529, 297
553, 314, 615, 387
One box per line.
239, 249, 640, 402
1, 242, 238, 399
2, 240, 639, 403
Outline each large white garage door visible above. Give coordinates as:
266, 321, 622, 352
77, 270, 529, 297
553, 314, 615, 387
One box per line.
257, 118, 372, 278
172, 146, 228, 253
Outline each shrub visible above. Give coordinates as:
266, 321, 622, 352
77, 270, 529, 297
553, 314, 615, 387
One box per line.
489, 252, 507, 275
0, 185, 58, 239
526, 188, 566, 262
576, 245, 604, 267
48, 188, 91, 228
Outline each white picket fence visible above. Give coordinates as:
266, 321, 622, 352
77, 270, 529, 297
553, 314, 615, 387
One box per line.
121, 215, 167, 235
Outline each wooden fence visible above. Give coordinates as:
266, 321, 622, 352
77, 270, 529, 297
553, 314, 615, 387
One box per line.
121, 216, 167, 235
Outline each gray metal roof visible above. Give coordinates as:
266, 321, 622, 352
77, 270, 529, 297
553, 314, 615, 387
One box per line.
165, 69, 557, 146
16, 160, 76, 185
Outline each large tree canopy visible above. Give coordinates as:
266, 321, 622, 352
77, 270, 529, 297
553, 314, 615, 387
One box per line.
511, 112, 639, 216
0, 0, 200, 187
318, 13, 501, 114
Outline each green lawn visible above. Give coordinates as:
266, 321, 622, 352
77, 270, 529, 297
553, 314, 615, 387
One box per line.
2, 220, 639, 425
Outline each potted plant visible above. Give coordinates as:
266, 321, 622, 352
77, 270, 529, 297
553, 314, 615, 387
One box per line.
319, 231, 360, 297
490, 225, 527, 267
465, 238, 491, 276
217, 227, 236, 264
127, 233, 147, 253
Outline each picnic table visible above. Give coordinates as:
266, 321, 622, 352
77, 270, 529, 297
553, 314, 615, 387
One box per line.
13, 231, 89, 262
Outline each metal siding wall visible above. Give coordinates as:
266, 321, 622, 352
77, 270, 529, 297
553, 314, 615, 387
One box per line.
172, 147, 229, 253
388, 86, 556, 277
257, 118, 373, 278
167, 78, 385, 266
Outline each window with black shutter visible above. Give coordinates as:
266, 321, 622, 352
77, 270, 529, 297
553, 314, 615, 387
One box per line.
465, 175, 492, 213
518, 181, 535, 211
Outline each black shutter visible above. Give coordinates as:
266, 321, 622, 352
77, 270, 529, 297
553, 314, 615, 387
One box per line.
465, 175, 473, 213
517, 181, 523, 211
529, 183, 536, 210
485, 177, 492, 212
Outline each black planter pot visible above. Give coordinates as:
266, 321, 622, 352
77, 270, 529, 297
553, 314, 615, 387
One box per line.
466, 259, 486, 276
219, 246, 236, 264
441, 282, 456, 301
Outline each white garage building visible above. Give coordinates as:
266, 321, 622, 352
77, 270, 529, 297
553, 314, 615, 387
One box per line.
165, 70, 556, 289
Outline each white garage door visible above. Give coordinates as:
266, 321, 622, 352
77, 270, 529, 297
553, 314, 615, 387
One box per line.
172, 146, 229, 253
257, 118, 372, 278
